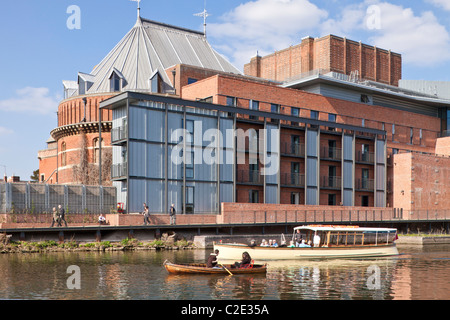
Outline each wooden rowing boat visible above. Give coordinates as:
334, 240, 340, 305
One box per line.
163, 260, 267, 275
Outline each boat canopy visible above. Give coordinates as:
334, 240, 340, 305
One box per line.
294, 225, 397, 233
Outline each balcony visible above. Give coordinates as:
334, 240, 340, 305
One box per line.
320, 147, 342, 161
236, 170, 263, 184
281, 142, 305, 157
356, 178, 374, 191
112, 162, 127, 180
321, 176, 341, 189
356, 151, 374, 163
281, 173, 305, 187
111, 125, 127, 144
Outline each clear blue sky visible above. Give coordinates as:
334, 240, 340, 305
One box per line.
1, 0, 449, 181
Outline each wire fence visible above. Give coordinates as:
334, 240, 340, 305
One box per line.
0, 183, 117, 214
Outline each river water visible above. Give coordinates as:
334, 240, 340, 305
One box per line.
0, 245, 448, 300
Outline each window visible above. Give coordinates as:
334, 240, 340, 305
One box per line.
362, 169, 369, 189
361, 119, 365, 127
271, 104, 279, 113
249, 100, 259, 120
328, 114, 336, 122
226, 96, 237, 107
419, 129, 423, 145
392, 124, 396, 141
291, 162, 300, 185
328, 140, 337, 158
110, 73, 121, 92
291, 107, 299, 126
271, 104, 280, 123
61, 142, 67, 167
361, 195, 369, 207
410, 127, 414, 144
93, 138, 104, 164
185, 186, 194, 214
310, 110, 319, 119
291, 135, 300, 155
361, 94, 371, 103
150, 72, 163, 93
328, 194, 336, 206
187, 78, 198, 85
249, 190, 259, 203
361, 144, 369, 162
328, 166, 336, 187
185, 120, 195, 179
291, 192, 300, 205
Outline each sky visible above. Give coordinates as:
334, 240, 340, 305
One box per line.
1, 0, 450, 181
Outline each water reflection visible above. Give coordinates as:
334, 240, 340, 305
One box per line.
0, 245, 449, 300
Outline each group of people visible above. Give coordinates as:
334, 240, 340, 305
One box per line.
50, 205, 67, 227
207, 250, 253, 269
293, 229, 320, 247
259, 239, 280, 247
142, 203, 176, 225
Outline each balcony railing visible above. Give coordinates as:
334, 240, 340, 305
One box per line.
112, 162, 127, 179
321, 147, 342, 160
236, 170, 263, 184
111, 125, 127, 143
281, 173, 305, 187
356, 151, 374, 163
321, 176, 342, 189
281, 142, 305, 157
356, 178, 374, 191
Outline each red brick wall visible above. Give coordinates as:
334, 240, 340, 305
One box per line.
244, 35, 402, 86
393, 152, 450, 213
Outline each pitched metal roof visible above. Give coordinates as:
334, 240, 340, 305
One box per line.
64, 17, 241, 97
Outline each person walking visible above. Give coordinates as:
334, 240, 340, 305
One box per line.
50, 207, 59, 227
143, 205, 151, 225
169, 204, 176, 225
58, 204, 68, 227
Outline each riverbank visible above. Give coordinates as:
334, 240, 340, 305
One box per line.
0, 237, 196, 254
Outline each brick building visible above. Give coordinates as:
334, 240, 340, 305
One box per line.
38, 16, 240, 185
244, 34, 402, 86
40, 13, 450, 215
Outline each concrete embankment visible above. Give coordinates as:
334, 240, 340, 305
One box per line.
395, 235, 450, 246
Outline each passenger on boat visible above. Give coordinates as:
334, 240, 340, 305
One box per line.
207, 249, 219, 268
298, 240, 311, 248
272, 239, 279, 247
288, 241, 296, 248
235, 251, 252, 268
295, 230, 303, 247
249, 239, 257, 247
313, 233, 321, 247
261, 239, 269, 247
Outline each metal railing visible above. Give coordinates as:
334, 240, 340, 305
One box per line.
321, 176, 342, 189
236, 170, 263, 184
112, 162, 127, 179
281, 142, 305, 157
281, 173, 305, 187
356, 178, 374, 191
111, 125, 127, 143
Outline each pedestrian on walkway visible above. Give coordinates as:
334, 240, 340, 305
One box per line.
143, 205, 151, 225
169, 204, 176, 225
50, 207, 59, 227
58, 204, 68, 227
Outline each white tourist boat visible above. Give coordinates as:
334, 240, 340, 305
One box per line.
214, 225, 399, 260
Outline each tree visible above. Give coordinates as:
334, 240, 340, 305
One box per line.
30, 169, 40, 183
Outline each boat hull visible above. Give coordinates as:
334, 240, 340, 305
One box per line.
214, 243, 399, 260
163, 260, 267, 274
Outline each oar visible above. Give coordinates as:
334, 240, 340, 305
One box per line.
219, 263, 233, 276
